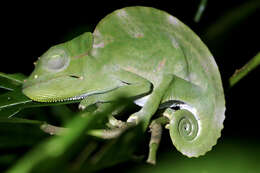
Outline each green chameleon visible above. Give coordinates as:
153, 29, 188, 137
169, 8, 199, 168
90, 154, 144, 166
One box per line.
22, 6, 225, 163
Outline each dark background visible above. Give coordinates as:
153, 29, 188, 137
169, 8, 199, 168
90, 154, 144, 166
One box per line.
1, 0, 260, 172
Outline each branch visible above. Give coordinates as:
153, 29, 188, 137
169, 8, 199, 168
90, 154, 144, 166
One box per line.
229, 52, 260, 87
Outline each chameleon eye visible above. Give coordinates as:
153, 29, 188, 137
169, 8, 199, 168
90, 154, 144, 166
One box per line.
42, 49, 70, 72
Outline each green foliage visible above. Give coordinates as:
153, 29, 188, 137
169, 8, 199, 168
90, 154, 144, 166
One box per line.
0, 73, 31, 117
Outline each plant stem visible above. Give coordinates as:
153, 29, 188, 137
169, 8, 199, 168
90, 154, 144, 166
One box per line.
229, 52, 260, 87
147, 116, 169, 164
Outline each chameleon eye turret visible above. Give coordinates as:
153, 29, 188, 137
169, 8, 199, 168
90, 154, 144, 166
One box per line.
41, 48, 70, 72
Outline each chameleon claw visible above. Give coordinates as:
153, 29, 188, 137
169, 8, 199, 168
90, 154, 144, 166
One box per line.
165, 124, 170, 129
126, 114, 139, 124
107, 116, 126, 128
78, 104, 86, 110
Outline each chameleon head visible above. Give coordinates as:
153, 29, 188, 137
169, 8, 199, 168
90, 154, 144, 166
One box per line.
22, 32, 94, 102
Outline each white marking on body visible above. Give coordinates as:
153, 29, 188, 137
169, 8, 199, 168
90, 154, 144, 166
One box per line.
179, 104, 197, 117
91, 48, 98, 56
189, 73, 198, 81
168, 15, 179, 26
134, 95, 150, 107
169, 29, 217, 78
93, 29, 101, 37
93, 42, 104, 48
171, 37, 179, 48
157, 58, 166, 71
208, 55, 218, 68
91, 29, 104, 56
116, 9, 144, 38
134, 32, 144, 38
116, 9, 128, 17
34, 75, 38, 79
93, 30, 104, 48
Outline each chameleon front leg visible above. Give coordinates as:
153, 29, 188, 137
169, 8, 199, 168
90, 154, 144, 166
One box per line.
127, 75, 173, 130
81, 73, 173, 140
78, 70, 152, 139
79, 70, 152, 110
88, 75, 174, 161
89, 75, 173, 139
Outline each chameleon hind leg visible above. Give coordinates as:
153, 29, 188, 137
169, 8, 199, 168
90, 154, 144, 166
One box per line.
84, 73, 173, 140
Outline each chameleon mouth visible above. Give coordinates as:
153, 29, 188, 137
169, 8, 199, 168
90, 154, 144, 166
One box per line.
22, 76, 88, 103
22, 78, 118, 103
22, 86, 87, 103
22, 87, 116, 103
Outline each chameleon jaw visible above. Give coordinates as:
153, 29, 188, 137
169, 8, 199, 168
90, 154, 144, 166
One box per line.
22, 85, 89, 103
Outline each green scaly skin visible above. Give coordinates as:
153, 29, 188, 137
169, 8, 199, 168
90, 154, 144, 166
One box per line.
23, 6, 225, 158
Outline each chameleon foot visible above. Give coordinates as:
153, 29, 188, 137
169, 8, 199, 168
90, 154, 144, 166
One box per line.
87, 122, 135, 139
106, 116, 127, 128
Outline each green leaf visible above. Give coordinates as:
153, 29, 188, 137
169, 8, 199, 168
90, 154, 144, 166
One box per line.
0, 117, 43, 124
6, 104, 116, 173
5, 99, 143, 173
0, 86, 79, 118
0, 72, 26, 91
0, 89, 32, 117
81, 126, 143, 173
0, 117, 48, 149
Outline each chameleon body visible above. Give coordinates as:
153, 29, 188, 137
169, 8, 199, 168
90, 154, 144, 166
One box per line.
23, 7, 225, 158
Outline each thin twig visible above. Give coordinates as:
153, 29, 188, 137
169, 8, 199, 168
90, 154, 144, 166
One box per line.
229, 52, 260, 87
40, 123, 67, 135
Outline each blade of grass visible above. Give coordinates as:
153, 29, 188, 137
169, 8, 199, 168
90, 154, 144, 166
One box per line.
0, 73, 26, 91
194, 0, 207, 22
0, 88, 79, 118
0, 117, 64, 136
0, 119, 48, 148
0, 117, 42, 124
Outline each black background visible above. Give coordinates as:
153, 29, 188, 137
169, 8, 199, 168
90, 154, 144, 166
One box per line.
0, 0, 259, 170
